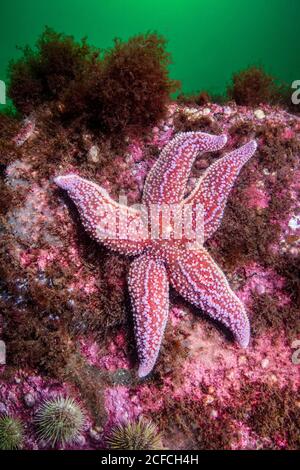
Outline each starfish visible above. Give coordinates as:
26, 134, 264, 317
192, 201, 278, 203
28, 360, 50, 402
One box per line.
54, 131, 257, 378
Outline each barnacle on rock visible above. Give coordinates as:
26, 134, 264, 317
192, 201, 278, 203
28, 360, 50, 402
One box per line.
8, 26, 98, 115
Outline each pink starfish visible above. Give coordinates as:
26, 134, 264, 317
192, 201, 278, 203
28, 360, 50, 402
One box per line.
54, 131, 257, 378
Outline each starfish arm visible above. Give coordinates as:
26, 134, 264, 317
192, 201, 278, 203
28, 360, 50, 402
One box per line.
185, 140, 257, 241
142, 131, 227, 205
128, 253, 169, 377
54, 174, 150, 256
166, 246, 250, 348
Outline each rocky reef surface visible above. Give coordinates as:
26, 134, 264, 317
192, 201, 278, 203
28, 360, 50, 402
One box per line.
0, 101, 299, 449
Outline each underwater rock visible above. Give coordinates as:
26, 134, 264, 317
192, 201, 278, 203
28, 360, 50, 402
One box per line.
1, 100, 300, 450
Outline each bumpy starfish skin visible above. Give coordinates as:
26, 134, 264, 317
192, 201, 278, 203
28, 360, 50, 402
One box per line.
54, 131, 257, 377
128, 254, 169, 378
142, 131, 228, 205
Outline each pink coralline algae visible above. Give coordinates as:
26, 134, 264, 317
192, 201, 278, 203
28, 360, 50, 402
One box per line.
54, 132, 257, 378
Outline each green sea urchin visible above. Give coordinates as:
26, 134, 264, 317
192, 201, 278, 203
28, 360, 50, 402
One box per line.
54, 137, 256, 377
107, 418, 163, 450
0, 415, 24, 450
35, 396, 84, 447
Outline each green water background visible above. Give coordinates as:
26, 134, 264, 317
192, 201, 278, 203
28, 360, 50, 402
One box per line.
0, 0, 299, 103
